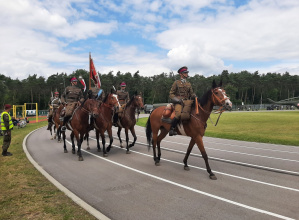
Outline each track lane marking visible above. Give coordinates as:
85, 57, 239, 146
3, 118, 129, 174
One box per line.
64, 139, 295, 220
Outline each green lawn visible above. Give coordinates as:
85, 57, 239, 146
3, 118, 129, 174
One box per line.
137, 111, 299, 146
0, 122, 96, 220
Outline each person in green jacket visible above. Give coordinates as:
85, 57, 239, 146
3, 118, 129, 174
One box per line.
1, 104, 14, 156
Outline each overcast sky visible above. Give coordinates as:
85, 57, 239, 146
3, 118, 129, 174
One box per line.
0, 0, 298, 79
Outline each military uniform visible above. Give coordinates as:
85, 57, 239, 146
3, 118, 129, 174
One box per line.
47, 95, 62, 130
61, 84, 84, 117
89, 87, 105, 101
1, 105, 13, 156
169, 79, 196, 120
116, 90, 129, 105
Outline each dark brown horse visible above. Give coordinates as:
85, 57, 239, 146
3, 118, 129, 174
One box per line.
146, 80, 232, 179
92, 92, 120, 156
116, 92, 144, 153
52, 105, 64, 142
62, 99, 99, 161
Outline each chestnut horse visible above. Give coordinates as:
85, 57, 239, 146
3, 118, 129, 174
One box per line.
62, 99, 99, 161
52, 105, 64, 142
115, 93, 144, 154
146, 80, 232, 180
92, 92, 120, 156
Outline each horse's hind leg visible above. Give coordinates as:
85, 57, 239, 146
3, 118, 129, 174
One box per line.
125, 128, 130, 154
85, 132, 90, 150
117, 127, 123, 148
100, 132, 107, 157
155, 128, 168, 165
183, 138, 195, 171
195, 135, 216, 180
71, 132, 76, 154
77, 134, 84, 161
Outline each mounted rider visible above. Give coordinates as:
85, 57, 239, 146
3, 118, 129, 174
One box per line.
47, 91, 61, 130
169, 66, 196, 136
88, 86, 105, 102
60, 77, 84, 131
113, 82, 130, 126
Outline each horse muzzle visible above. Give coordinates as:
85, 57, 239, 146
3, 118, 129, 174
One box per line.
224, 100, 232, 111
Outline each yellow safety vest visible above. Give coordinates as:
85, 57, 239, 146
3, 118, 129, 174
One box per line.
1, 112, 13, 131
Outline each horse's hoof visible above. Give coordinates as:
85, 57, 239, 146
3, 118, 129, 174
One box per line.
209, 175, 217, 180
64, 149, 68, 153
126, 150, 131, 154
184, 166, 190, 171
72, 150, 76, 154
129, 144, 134, 148
58, 140, 61, 143
50, 137, 54, 140
78, 157, 84, 161
97, 148, 101, 152
106, 147, 111, 152
155, 162, 160, 166
103, 153, 108, 157
86, 147, 90, 150
120, 143, 123, 148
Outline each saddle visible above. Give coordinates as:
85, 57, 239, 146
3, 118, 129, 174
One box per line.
161, 100, 194, 124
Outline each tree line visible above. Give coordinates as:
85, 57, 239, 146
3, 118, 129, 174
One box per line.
0, 69, 298, 110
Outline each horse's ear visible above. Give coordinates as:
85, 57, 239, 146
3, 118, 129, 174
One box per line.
212, 79, 217, 88
218, 80, 223, 87
111, 88, 114, 94
134, 91, 137, 95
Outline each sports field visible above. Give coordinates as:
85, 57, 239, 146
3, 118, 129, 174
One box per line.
137, 111, 299, 146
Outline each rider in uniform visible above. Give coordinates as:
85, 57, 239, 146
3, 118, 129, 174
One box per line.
88, 87, 105, 102
60, 77, 84, 131
113, 82, 130, 126
169, 66, 196, 136
47, 91, 61, 130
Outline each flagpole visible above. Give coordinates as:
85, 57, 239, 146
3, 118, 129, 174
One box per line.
89, 52, 91, 90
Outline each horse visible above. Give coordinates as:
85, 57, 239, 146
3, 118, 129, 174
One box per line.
62, 98, 99, 161
52, 105, 64, 142
145, 80, 232, 180
92, 92, 120, 156
115, 92, 144, 153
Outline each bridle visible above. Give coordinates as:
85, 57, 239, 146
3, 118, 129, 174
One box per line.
196, 87, 230, 126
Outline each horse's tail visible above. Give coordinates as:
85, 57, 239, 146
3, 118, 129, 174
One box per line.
145, 114, 152, 151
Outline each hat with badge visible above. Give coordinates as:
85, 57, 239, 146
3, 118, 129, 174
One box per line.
178, 66, 189, 74
70, 77, 78, 82
120, 82, 126, 86
54, 91, 59, 95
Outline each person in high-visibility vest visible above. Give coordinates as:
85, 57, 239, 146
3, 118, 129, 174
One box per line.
1, 104, 13, 156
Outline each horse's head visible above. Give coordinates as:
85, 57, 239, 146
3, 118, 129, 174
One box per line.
104, 90, 120, 108
133, 92, 144, 109
83, 99, 99, 118
211, 80, 232, 111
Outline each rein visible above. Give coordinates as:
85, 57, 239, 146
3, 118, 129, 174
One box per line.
196, 88, 228, 126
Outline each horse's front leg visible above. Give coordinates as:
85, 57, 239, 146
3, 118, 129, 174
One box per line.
70, 132, 76, 154
125, 128, 130, 154
50, 125, 53, 139
128, 127, 137, 148
85, 132, 90, 150
57, 126, 61, 143
183, 138, 195, 171
53, 126, 57, 139
77, 133, 84, 161
96, 130, 101, 152
117, 127, 123, 148
106, 127, 113, 152
62, 130, 67, 153
100, 132, 107, 157
194, 135, 216, 180
152, 129, 159, 165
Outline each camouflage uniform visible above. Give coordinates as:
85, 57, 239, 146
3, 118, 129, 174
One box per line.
169, 79, 196, 120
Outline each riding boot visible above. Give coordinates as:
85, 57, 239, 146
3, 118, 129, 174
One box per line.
112, 113, 119, 127
169, 118, 178, 136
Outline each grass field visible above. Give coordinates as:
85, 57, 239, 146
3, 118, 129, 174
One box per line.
0, 122, 96, 220
137, 111, 299, 146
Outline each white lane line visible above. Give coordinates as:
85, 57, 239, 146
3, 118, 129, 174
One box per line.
121, 127, 299, 154
112, 129, 299, 162
24, 127, 110, 220
88, 137, 299, 192
65, 139, 295, 220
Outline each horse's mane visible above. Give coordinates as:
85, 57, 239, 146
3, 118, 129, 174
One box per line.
80, 98, 88, 107
199, 89, 212, 107
126, 94, 135, 107
102, 93, 109, 103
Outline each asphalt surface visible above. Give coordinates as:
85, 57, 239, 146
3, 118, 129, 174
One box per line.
25, 115, 299, 220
